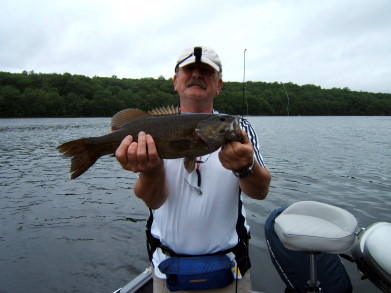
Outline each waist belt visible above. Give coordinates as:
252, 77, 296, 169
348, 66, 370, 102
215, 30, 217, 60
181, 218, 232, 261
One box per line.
146, 230, 251, 275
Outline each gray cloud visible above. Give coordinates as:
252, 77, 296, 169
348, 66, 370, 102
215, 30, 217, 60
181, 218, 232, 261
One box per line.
0, 0, 390, 93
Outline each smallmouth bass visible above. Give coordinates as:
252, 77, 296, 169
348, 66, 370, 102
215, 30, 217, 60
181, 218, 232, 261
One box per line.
57, 106, 243, 179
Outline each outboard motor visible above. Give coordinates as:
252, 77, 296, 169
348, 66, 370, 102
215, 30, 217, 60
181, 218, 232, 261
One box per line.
351, 222, 391, 293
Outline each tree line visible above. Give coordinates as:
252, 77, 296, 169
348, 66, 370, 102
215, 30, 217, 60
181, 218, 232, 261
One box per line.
0, 71, 390, 118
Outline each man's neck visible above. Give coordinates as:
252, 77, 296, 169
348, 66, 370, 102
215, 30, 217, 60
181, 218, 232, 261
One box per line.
180, 100, 213, 113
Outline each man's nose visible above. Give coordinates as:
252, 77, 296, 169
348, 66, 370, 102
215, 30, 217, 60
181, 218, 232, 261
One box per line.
191, 67, 203, 78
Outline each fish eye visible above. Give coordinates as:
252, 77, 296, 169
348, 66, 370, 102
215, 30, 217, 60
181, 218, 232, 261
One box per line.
219, 117, 226, 121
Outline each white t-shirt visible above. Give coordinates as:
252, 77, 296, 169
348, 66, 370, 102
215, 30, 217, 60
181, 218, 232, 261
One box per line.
149, 118, 265, 278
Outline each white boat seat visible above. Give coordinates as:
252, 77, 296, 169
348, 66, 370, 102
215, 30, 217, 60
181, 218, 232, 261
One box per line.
274, 201, 358, 254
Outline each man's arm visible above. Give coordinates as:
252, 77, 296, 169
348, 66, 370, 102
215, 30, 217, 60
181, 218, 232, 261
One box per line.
115, 132, 168, 209
218, 130, 271, 200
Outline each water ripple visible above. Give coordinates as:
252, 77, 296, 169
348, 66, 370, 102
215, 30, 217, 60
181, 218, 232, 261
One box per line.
1, 116, 390, 293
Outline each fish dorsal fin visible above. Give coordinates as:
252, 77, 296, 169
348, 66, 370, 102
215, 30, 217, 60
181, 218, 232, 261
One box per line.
148, 105, 180, 116
111, 108, 148, 131
111, 106, 180, 131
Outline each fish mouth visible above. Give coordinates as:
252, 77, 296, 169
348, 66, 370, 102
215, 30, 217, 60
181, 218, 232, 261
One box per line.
226, 117, 242, 141
230, 117, 240, 131
229, 118, 236, 131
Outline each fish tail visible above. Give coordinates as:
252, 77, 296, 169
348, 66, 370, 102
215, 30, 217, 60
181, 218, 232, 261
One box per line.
57, 138, 101, 179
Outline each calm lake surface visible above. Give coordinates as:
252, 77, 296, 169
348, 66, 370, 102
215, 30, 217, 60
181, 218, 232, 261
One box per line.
0, 116, 390, 293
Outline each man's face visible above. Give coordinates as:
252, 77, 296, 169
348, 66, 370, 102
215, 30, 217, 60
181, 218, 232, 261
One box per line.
173, 63, 223, 102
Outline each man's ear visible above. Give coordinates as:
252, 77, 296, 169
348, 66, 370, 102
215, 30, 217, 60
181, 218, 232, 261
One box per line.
173, 74, 178, 91
216, 79, 223, 95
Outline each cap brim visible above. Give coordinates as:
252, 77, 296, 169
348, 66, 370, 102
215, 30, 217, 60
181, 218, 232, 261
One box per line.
178, 56, 220, 72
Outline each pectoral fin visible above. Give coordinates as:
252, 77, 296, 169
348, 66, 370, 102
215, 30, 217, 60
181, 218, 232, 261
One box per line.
184, 157, 196, 173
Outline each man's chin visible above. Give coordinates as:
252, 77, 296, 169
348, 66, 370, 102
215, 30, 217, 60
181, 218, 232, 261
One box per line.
184, 88, 209, 99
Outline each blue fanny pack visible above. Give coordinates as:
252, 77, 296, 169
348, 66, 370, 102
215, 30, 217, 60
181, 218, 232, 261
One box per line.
158, 254, 234, 291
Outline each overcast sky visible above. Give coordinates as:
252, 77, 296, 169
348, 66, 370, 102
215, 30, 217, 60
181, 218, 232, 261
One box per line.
1, 0, 390, 93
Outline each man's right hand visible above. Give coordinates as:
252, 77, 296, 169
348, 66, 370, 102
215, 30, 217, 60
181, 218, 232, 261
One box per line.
115, 131, 164, 174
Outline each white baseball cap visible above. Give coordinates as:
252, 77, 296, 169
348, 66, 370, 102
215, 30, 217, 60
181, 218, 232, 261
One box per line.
175, 46, 222, 72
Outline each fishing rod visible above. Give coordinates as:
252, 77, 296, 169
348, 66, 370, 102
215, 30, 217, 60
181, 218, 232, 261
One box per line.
242, 49, 248, 118
281, 82, 290, 116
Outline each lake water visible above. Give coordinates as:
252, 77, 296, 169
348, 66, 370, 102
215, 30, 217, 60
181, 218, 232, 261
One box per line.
0, 116, 390, 293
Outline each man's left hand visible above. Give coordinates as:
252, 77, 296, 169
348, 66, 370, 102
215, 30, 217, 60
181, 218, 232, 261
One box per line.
218, 130, 254, 171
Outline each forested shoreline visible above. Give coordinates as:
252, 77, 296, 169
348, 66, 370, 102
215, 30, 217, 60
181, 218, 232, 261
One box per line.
0, 71, 390, 117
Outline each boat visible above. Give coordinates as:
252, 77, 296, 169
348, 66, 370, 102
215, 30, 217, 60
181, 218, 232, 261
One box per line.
113, 267, 264, 293
114, 275, 265, 293
114, 201, 391, 293
113, 267, 153, 293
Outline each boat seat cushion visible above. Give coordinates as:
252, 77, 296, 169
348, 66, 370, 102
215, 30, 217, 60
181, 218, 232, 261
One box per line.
265, 206, 353, 293
274, 201, 357, 253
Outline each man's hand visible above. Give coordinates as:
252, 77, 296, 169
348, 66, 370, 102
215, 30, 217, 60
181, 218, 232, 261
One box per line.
115, 131, 163, 174
218, 130, 254, 172
219, 130, 271, 200
116, 131, 168, 209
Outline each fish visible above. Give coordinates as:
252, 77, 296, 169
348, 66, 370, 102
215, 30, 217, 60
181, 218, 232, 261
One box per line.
57, 106, 243, 179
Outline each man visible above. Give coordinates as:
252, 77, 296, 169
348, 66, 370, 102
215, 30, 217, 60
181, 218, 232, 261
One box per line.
116, 46, 271, 292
